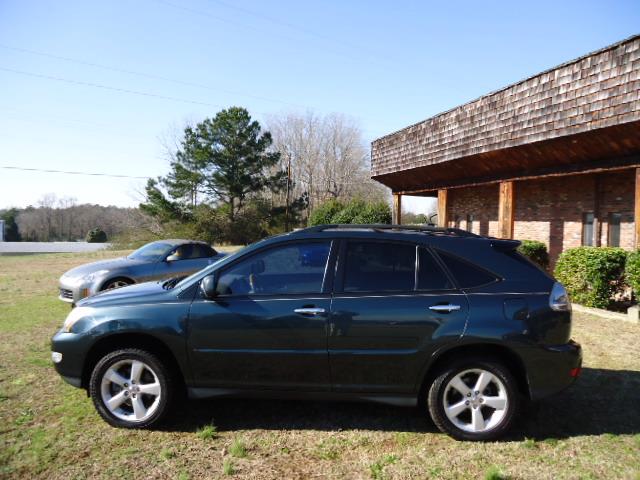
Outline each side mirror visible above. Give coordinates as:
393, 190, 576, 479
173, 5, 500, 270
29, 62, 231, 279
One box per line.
200, 274, 218, 299
166, 253, 179, 262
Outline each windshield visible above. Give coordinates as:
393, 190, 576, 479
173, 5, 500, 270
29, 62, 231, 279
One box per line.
127, 242, 173, 262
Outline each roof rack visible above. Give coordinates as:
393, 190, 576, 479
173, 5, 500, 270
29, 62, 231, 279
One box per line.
296, 224, 481, 238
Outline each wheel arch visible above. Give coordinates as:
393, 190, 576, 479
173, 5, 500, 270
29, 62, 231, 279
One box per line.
417, 343, 530, 403
81, 332, 185, 394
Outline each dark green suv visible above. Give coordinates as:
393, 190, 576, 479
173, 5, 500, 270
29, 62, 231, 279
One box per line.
51, 224, 582, 441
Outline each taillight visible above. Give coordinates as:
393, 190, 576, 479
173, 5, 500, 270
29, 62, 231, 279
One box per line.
549, 282, 571, 312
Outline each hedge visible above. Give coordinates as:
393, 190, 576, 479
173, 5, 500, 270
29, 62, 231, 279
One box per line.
309, 199, 391, 226
86, 228, 107, 243
554, 247, 627, 309
626, 250, 640, 300
308, 199, 344, 226
517, 240, 549, 270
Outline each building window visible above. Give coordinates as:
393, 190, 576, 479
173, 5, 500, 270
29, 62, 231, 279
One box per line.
466, 214, 474, 232
608, 213, 621, 247
582, 212, 594, 246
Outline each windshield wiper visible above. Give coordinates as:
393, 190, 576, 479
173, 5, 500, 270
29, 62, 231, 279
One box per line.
161, 276, 185, 290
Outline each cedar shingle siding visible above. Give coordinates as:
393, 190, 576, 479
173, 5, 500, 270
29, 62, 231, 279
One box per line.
371, 35, 640, 179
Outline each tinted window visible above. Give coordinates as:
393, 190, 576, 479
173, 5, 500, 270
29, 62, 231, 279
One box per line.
437, 250, 497, 289
191, 244, 215, 259
170, 244, 193, 260
216, 242, 330, 295
343, 242, 415, 292
418, 248, 453, 290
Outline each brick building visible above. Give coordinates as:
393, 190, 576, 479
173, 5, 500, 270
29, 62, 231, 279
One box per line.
371, 35, 640, 264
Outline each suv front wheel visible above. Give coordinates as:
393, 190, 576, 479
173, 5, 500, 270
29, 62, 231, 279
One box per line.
427, 358, 519, 441
89, 349, 173, 428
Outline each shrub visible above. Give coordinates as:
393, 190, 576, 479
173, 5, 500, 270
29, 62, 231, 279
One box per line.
309, 199, 392, 226
554, 247, 628, 309
330, 199, 367, 224
85, 228, 107, 243
625, 250, 640, 300
308, 199, 344, 226
517, 240, 549, 270
353, 201, 392, 224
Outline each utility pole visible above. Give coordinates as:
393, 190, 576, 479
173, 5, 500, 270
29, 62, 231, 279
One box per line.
285, 151, 291, 231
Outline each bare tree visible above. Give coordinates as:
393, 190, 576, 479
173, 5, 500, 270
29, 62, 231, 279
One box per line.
267, 111, 387, 217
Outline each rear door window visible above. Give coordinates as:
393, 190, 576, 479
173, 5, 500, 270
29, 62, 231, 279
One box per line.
343, 241, 416, 292
436, 250, 498, 289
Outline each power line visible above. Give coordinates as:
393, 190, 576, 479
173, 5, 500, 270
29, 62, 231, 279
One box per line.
206, 0, 390, 64
152, 0, 395, 70
1, 165, 151, 179
0, 44, 306, 108
0, 66, 228, 109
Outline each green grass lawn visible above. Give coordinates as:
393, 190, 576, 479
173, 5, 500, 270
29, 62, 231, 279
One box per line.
0, 252, 639, 479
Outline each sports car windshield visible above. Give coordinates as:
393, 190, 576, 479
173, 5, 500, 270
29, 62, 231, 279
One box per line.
127, 242, 173, 262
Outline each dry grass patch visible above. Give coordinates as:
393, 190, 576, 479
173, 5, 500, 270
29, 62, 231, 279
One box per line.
0, 252, 638, 479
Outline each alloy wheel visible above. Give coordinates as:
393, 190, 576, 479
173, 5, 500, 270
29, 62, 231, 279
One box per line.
100, 359, 162, 423
442, 368, 508, 433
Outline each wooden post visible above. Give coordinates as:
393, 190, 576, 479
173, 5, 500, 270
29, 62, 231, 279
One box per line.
392, 193, 402, 225
635, 168, 640, 249
437, 189, 448, 228
498, 181, 515, 239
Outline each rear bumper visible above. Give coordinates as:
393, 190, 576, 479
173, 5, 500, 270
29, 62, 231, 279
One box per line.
526, 339, 582, 401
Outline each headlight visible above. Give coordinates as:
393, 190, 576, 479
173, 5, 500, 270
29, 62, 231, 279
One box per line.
84, 270, 109, 282
63, 307, 94, 333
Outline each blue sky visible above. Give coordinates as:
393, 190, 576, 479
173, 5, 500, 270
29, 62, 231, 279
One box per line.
1, 0, 638, 211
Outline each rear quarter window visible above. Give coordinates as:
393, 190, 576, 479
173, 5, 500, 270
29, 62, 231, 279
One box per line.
436, 250, 499, 289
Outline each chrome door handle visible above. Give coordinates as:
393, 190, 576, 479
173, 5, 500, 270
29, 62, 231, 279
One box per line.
429, 304, 461, 313
294, 307, 326, 316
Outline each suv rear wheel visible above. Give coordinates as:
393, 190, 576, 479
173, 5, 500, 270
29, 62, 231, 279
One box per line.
427, 358, 519, 441
89, 349, 173, 428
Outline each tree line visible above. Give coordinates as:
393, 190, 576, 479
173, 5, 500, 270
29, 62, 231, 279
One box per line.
0, 195, 149, 242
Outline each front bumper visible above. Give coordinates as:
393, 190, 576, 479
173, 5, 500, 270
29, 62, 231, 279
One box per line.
526, 339, 582, 401
58, 278, 95, 303
51, 329, 90, 389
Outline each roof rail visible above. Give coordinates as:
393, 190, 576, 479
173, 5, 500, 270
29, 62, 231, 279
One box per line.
296, 224, 481, 238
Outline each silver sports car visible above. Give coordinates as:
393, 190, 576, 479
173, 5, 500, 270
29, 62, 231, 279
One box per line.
58, 239, 226, 304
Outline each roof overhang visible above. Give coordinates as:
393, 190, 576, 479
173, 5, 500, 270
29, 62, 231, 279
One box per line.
373, 120, 640, 196
371, 35, 640, 195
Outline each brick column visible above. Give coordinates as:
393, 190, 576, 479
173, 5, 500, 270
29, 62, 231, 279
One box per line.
498, 181, 515, 239
437, 189, 448, 228
392, 193, 402, 225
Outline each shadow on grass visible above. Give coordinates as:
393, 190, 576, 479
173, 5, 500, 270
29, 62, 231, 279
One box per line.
161, 367, 640, 439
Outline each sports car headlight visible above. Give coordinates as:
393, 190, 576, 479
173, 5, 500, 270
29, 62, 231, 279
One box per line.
63, 307, 93, 333
84, 270, 109, 282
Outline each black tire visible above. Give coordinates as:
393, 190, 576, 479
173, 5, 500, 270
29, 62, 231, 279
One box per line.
427, 357, 519, 441
89, 349, 173, 429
